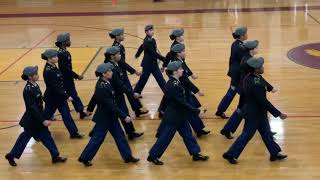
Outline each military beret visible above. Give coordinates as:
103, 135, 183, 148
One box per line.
145, 24, 154, 32
246, 57, 264, 69
243, 40, 259, 49
23, 66, 38, 76
234, 26, 247, 36
171, 28, 184, 37
105, 46, 120, 55
56, 32, 70, 43
167, 61, 183, 71
110, 28, 124, 36
96, 63, 114, 74
42, 49, 58, 60
171, 43, 185, 53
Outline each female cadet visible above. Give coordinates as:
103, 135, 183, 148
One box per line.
147, 61, 209, 165
78, 63, 139, 167
157, 43, 210, 138
5, 66, 67, 166
133, 24, 167, 95
109, 28, 149, 117
42, 49, 84, 139
87, 46, 143, 140
220, 40, 259, 139
56, 32, 88, 119
223, 57, 287, 164
215, 27, 248, 119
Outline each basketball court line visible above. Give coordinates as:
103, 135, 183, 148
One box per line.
0, 5, 320, 18
0, 30, 56, 77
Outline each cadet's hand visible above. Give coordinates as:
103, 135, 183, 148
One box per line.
191, 74, 198, 80
124, 116, 132, 123
133, 93, 142, 99
78, 75, 84, 80
43, 120, 52, 127
86, 111, 93, 116
198, 110, 206, 119
68, 97, 73, 102
280, 113, 287, 120
271, 88, 278, 93
197, 91, 205, 96
135, 71, 142, 76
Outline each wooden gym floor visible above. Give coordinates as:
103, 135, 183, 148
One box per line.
0, 0, 320, 179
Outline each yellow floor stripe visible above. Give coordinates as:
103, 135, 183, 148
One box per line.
0, 47, 99, 81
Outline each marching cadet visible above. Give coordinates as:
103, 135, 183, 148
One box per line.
55, 32, 88, 119
41, 49, 84, 139
220, 40, 260, 139
223, 57, 287, 164
109, 28, 149, 117
5, 66, 67, 166
78, 63, 140, 167
157, 43, 210, 138
134, 24, 167, 95
87, 46, 144, 140
147, 61, 209, 165
215, 26, 248, 119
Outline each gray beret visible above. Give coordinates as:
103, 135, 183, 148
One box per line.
110, 28, 124, 36
145, 24, 154, 32
234, 26, 247, 36
96, 63, 114, 74
23, 66, 38, 76
246, 57, 264, 69
171, 28, 184, 37
167, 61, 183, 71
105, 46, 120, 55
56, 32, 70, 43
243, 40, 259, 49
171, 43, 185, 53
42, 49, 58, 60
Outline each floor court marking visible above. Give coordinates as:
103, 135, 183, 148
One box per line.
0, 5, 320, 18
0, 30, 56, 77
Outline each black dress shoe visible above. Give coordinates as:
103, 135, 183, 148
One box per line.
128, 132, 144, 140
220, 129, 234, 139
223, 153, 238, 164
78, 158, 92, 167
196, 130, 211, 138
52, 156, 67, 164
135, 110, 149, 117
5, 154, 17, 167
124, 156, 140, 163
79, 112, 88, 119
70, 132, 85, 139
192, 154, 209, 161
147, 156, 164, 165
215, 111, 229, 119
270, 153, 287, 161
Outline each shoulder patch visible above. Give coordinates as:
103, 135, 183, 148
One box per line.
254, 77, 261, 85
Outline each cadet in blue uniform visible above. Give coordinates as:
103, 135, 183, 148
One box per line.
134, 24, 166, 95
220, 40, 260, 139
147, 61, 209, 165
223, 57, 287, 164
41, 49, 84, 139
157, 43, 210, 138
56, 32, 88, 119
78, 63, 140, 167
215, 27, 248, 119
87, 46, 143, 140
5, 66, 67, 166
109, 28, 149, 117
